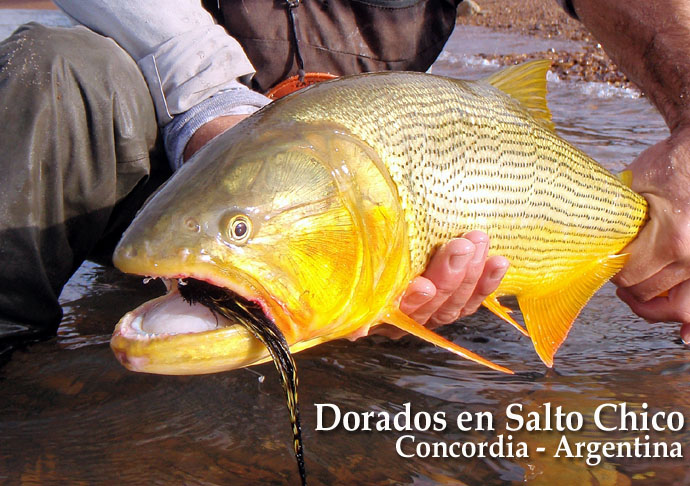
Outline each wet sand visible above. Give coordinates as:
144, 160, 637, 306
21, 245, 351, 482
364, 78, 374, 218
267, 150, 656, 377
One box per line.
0, 0, 55, 8
458, 0, 631, 87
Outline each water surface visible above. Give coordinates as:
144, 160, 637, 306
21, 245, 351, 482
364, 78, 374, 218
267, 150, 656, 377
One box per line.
1, 13, 687, 486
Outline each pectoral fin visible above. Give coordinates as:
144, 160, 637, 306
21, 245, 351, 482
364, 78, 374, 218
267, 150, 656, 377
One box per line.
520, 254, 629, 367
482, 293, 529, 337
384, 308, 513, 374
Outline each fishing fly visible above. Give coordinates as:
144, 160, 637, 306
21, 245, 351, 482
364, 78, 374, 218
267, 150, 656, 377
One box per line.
179, 279, 307, 486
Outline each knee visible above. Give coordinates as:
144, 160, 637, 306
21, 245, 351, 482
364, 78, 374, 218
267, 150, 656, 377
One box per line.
4, 23, 142, 87
1, 23, 156, 138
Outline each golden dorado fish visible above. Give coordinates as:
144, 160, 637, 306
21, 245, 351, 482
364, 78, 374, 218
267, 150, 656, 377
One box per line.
112, 60, 647, 374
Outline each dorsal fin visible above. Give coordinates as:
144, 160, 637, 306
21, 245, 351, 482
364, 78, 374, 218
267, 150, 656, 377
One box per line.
483, 60, 555, 131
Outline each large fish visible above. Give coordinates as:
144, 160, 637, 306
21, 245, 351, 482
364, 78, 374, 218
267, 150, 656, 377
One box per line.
110, 61, 647, 481
112, 60, 646, 373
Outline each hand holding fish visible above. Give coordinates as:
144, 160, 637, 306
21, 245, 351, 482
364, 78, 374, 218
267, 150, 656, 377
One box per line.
613, 127, 690, 343
400, 231, 509, 329
570, 1, 690, 341
364, 232, 509, 340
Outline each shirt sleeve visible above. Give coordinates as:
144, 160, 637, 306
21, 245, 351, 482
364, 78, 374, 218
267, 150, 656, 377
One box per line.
54, 0, 258, 125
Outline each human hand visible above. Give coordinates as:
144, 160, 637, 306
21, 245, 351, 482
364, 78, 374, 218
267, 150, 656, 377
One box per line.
359, 231, 509, 339
612, 126, 690, 343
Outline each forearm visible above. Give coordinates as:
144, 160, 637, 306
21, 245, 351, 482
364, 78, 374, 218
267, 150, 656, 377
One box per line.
573, 0, 690, 131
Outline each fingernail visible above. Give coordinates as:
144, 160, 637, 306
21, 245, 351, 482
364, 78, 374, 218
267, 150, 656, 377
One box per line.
450, 254, 470, 271
471, 241, 487, 264
490, 265, 508, 281
407, 291, 431, 306
449, 242, 474, 271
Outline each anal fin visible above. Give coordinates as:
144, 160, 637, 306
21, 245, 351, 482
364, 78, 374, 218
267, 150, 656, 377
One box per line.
520, 253, 629, 368
483, 293, 529, 337
384, 308, 513, 374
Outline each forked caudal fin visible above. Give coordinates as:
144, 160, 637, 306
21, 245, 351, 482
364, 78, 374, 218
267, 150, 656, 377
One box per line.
385, 309, 513, 374
519, 253, 629, 367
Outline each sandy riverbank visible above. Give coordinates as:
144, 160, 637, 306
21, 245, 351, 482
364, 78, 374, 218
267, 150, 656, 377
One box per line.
457, 0, 631, 87
0, 0, 55, 9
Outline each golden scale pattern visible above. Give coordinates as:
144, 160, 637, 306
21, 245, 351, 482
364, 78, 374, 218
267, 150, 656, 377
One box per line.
284, 72, 647, 293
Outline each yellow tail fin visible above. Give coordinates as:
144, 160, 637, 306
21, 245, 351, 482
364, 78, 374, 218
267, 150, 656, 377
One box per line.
385, 308, 513, 374
520, 254, 629, 367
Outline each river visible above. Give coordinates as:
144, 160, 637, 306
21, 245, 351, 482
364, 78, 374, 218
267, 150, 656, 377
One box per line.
1, 10, 687, 486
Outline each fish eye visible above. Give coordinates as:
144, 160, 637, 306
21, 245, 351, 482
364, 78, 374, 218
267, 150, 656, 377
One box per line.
226, 214, 252, 244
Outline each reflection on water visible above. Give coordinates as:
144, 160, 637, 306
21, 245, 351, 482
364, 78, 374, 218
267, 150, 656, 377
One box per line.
1, 18, 688, 486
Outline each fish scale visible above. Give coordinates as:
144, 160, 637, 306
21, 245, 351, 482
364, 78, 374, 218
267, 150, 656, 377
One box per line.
275, 70, 647, 295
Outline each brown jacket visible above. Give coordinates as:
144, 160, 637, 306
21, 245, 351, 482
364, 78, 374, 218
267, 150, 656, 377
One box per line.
202, 0, 461, 93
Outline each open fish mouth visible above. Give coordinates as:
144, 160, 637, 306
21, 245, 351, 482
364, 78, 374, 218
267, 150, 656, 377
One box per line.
110, 273, 281, 375
120, 279, 242, 337
114, 277, 307, 485
118, 278, 274, 338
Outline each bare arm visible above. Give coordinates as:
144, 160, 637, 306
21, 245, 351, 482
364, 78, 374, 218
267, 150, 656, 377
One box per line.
573, 1, 690, 341
573, 1, 690, 131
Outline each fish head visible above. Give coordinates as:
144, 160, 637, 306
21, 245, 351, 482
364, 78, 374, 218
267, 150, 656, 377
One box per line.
112, 121, 406, 374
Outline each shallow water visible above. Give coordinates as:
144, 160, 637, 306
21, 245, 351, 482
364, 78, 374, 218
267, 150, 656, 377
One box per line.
0, 9, 74, 40
1, 13, 688, 486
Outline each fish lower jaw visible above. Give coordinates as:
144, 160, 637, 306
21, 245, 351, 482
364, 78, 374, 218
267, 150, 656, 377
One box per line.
110, 278, 281, 374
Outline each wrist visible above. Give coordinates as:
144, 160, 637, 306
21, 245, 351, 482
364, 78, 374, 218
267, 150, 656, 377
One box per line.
161, 87, 270, 170
183, 115, 248, 161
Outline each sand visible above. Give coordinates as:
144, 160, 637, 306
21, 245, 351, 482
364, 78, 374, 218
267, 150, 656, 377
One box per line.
457, 0, 631, 87
0, 0, 55, 9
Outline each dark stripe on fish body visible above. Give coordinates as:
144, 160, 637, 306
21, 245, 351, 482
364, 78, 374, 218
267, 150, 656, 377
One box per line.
279, 72, 646, 295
